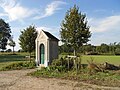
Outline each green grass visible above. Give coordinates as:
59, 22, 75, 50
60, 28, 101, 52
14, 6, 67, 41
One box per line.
29, 66, 120, 87
59, 54, 120, 65
0, 52, 34, 70
81, 55, 120, 65
1, 61, 36, 71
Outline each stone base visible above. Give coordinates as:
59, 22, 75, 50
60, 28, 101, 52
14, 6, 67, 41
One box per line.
36, 64, 45, 70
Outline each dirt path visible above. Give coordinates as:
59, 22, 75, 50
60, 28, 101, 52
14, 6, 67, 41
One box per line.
0, 69, 120, 90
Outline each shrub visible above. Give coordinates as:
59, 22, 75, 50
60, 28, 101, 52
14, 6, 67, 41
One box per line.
29, 65, 66, 78
1, 61, 36, 71
52, 56, 74, 70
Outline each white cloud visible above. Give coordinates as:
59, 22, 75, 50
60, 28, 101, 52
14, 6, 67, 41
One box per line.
34, 1, 66, 19
88, 15, 120, 45
0, 0, 38, 22
0, 0, 66, 22
89, 15, 120, 32
0, 13, 8, 17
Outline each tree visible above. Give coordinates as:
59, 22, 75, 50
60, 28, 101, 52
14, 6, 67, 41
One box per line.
100, 43, 109, 53
59, 44, 73, 54
0, 19, 11, 50
8, 39, 16, 54
60, 5, 91, 55
19, 25, 37, 58
109, 42, 116, 54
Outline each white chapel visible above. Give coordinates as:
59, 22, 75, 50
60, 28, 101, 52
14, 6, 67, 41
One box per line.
35, 30, 59, 67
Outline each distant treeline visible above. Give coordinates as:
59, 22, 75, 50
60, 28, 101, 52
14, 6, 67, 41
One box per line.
59, 42, 120, 55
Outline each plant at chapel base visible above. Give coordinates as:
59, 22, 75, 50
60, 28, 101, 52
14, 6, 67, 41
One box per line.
19, 25, 37, 59
60, 5, 91, 56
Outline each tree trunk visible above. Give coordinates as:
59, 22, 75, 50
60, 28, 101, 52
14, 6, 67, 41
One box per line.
68, 57, 70, 70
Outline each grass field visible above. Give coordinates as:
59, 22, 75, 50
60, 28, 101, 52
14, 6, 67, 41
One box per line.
81, 55, 120, 65
0, 53, 120, 70
0, 52, 30, 70
59, 54, 120, 65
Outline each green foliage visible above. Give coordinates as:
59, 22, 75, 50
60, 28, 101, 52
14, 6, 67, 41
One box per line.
28, 54, 120, 87
59, 44, 74, 54
1, 61, 36, 71
59, 42, 120, 55
30, 66, 120, 87
8, 40, 16, 47
0, 19, 11, 50
29, 66, 66, 78
19, 25, 37, 55
8, 39, 16, 54
60, 5, 91, 55
52, 57, 74, 70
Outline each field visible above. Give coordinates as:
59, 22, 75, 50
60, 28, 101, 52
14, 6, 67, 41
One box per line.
0, 52, 30, 70
0, 53, 120, 70
60, 54, 120, 65
0, 53, 120, 87
81, 55, 120, 65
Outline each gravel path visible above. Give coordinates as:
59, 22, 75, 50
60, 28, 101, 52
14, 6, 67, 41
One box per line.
0, 69, 120, 90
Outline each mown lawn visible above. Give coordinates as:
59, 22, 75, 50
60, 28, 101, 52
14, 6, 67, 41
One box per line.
59, 54, 120, 65
81, 55, 120, 65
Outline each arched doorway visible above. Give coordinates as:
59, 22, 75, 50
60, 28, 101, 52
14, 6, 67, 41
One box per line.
40, 44, 45, 64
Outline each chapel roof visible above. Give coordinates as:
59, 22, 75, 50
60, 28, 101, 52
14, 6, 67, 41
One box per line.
43, 30, 59, 41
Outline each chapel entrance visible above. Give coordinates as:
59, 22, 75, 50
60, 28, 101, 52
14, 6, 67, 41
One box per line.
40, 44, 44, 64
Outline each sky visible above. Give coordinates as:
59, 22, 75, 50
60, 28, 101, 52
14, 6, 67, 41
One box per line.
0, 0, 120, 51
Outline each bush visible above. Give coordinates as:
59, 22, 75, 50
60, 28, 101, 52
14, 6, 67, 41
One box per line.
52, 57, 74, 70
1, 61, 36, 71
29, 65, 66, 78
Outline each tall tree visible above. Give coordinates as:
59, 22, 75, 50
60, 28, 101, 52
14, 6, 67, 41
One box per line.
19, 25, 37, 58
0, 19, 11, 50
60, 5, 91, 55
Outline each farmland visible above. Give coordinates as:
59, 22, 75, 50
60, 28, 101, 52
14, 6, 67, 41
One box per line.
0, 53, 120, 70
81, 55, 120, 65
0, 52, 30, 70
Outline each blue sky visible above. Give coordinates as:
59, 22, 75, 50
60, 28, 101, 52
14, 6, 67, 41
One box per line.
0, 0, 120, 51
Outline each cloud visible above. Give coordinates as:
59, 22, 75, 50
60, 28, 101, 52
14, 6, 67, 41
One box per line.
89, 15, 120, 32
88, 15, 120, 45
0, 13, 8, 17
34, 1, 66, 19
0, 0, 66, 22
0, 0, 38, 22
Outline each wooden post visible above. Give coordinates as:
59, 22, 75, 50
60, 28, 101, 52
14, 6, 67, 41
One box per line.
67, 55, 77, 72
68, 57, 70, 70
